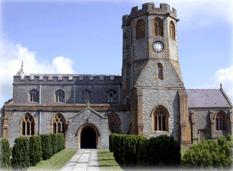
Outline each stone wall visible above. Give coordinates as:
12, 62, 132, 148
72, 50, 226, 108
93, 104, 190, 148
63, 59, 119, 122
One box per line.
142, 89, 180, 141
190, 108, 231, 143
5, 108, 131, 148
13, 75, 122, 104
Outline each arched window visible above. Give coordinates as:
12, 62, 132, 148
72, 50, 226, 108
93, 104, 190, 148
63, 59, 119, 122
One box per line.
170, 21, 176, 40
154, 17, 163, 36
55, 89, 65, 103
158, 63, 163, 80
83, 89, 91, 103
136, 19, 145, 39
153, 106, 169, 131
107, 89, 117, 103
30, 89, 39, 102
216, 112, 225, 130
108, 112, 121, 133
52, 113, 66, 134
22, 113, 35, 136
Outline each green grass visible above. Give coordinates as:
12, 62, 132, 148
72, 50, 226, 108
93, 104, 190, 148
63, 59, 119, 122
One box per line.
28, 149, 76, 170
98, 149, 122, 171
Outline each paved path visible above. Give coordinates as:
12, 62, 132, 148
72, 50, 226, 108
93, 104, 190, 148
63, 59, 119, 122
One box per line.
61, 149, 99, 171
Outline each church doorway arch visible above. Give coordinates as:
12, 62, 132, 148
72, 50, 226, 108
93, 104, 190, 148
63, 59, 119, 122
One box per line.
76, 123, 99, 149
81, 126, 96, 149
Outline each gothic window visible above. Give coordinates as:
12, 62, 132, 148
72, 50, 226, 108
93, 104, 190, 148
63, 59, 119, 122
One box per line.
108, 112, 121, 133
83, 89, 91, 103
55, 89, 65, 103
170, 21, 176, 40
22, 113, 35, 136
30, 89, 39, 102
153, 106, 169, 131
154, 17, 163, 36
216, 112, 225, 130
158, 63, 163, 80
107, 89, 117, 103
136, 19, 145, 39
52, 113, 66, 134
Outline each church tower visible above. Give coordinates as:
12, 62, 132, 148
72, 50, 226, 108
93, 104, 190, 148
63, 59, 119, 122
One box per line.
121, 3, 191, 144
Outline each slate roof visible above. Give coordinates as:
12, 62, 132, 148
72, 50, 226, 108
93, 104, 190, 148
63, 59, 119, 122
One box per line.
186, 89, 232, 108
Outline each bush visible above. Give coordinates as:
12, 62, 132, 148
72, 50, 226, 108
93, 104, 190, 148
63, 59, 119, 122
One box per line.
11, 137, 30, 169
182, 136, 233, 168
50, 133, 65, 154
146, 135, 180, 166
0, 138, 11, 168
57, 133, 65, 151
29, 136, 42, 166
110, 134, 180, 167
50, 134, 58, 154
40, 134, 53, 160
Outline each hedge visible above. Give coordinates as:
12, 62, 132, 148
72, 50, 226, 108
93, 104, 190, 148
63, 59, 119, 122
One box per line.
51, 134, 58, 154
110, 134, 180, 167
182, 136, 233, 168
11, 137, 30, 169
40, 134, 53, 160
51, 133, 65, 154
57, 133, 65, 151
29, 136, 42, 166
0, 138, 11, 168
145, 135, 180, 166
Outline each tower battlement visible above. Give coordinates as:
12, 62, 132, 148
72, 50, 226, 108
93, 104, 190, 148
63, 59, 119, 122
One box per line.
122, 2, 177, 26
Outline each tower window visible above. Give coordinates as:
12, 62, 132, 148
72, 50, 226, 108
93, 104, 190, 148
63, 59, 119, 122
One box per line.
158, 63, 163, 80
52, 113, 66, 134
83, 89, 91, 103
29, 89, 39, 102
153, 106, 169, 131
154, 17, 163, 36
22, 113, 35, 136
170, 21, 176, 40
107, 89, 117, 103
216, 112, 225, 130
55, 89, 65, 103
136, 19, 145, 39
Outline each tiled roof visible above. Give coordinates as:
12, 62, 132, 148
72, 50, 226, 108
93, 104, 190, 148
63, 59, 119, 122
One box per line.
186, 89, 231, 108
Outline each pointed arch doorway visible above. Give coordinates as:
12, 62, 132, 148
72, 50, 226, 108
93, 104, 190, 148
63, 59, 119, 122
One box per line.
77, 123, 99, 149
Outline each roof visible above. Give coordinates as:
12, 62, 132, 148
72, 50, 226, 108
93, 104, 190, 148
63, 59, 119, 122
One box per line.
186, 89, 232, 108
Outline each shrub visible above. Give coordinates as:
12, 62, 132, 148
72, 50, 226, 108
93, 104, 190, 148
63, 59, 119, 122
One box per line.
109, 134, 180, 167
146, 135, 180, 166
29, 136, 42, 166
50, 134, 58, 154
182, 136, 233, 168
0, 138, 11, 168
11, 137, 30, 169
50, 133, 65, 154
57, 133, 65, 151
40, 134, 53, 160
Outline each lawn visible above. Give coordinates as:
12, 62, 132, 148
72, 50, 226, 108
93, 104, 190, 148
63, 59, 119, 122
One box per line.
28, 149, 76, 170
98, 149, 122, 171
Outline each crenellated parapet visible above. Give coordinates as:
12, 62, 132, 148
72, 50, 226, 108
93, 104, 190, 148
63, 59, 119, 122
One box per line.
122, 2, 177, 26
13, 74, 122, 85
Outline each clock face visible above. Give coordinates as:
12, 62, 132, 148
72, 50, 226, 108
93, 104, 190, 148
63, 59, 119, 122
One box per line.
153, 41, 164, 52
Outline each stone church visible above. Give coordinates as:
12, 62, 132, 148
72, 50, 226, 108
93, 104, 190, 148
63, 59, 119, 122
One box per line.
1, 2, 233, 149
